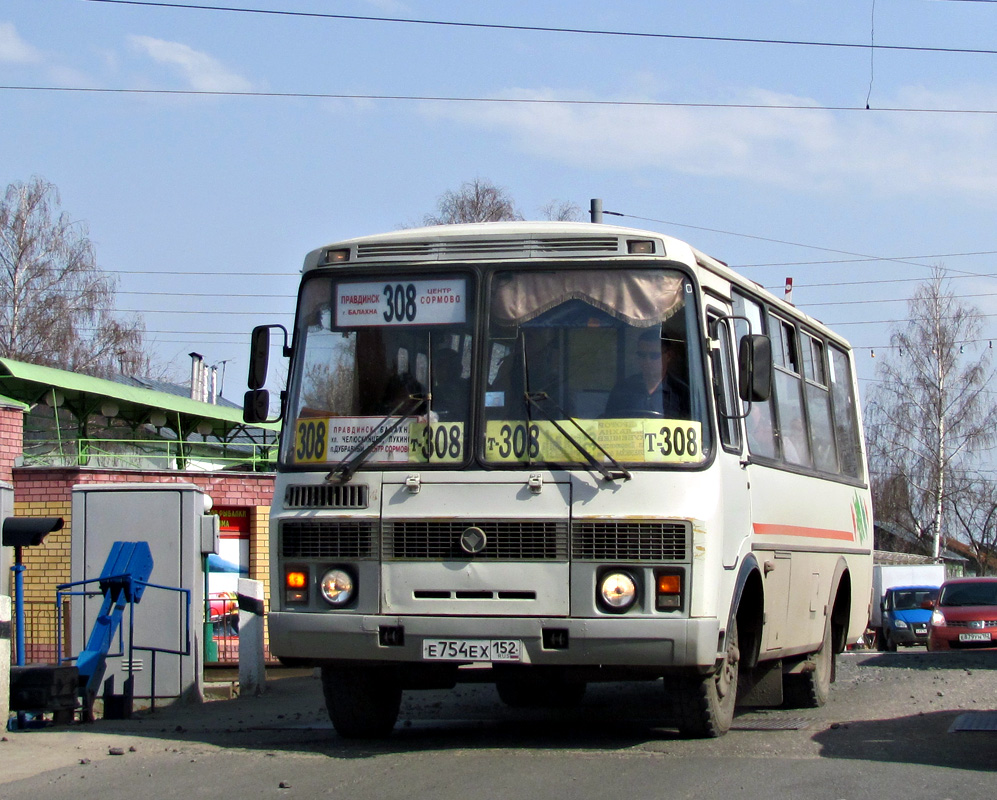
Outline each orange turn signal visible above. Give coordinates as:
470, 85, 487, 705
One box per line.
655, 572, 682, 610
286, 571, 307, 589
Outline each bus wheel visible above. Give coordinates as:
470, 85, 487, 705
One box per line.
673, 622, 740, 738
321, 665, 401, 739
783, 622, 834, 708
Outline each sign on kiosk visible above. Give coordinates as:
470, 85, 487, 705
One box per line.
336, 279, 466, 327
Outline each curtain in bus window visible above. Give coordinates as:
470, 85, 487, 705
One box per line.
491, 271, 684, 327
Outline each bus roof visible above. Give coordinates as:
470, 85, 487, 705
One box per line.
303, 221, 846, 347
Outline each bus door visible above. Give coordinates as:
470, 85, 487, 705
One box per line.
707, 308, 750, 570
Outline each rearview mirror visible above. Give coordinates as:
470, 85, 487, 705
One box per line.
243, 389, 271, 424
738, 334, 772, 402
248, 326, 271, 390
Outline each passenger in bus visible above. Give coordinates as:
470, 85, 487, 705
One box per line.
378, 371, 425, 415
431, 347, 468, 421
781, 414, 810, 465
604, 329, 689, 419
745, 402, 777, 458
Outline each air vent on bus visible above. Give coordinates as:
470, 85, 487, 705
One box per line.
354, 236, 626, 261
281, 520, 377, 559
383, 520, 569, 561
284, 483, 369, 509
571, 520, 690, 562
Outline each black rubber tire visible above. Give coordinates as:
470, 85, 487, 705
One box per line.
321, 665, 401, 739
672, 622, 740, 738
783, 623, 835, 708
495, 675, 587, 708
884, 631, 898, 652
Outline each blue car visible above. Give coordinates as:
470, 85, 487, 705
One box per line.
880, 585, 939, 650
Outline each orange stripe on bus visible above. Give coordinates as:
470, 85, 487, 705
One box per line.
752, 523, 855, 541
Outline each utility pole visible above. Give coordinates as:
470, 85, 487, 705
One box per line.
590, 198, 603, 223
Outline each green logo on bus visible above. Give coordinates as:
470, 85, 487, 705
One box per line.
851, 494, 870, 544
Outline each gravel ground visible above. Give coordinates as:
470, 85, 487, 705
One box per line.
2, 648, 997, 784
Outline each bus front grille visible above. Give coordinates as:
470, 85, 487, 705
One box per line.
281, 520, 377, 559
284, 483, 369, 509
571, 520, 689, 561
383, 520, 569, 561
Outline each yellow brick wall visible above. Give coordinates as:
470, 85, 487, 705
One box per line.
14, 499, 72, 661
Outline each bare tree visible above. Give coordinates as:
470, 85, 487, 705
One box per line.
866, 267, 997, 559
950, 477, 997, 575
424, 178, 523, 225
540, 199, 583, 221
0, 177, 149, 378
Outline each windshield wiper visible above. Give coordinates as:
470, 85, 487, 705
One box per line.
326, 393, 427, 484
525, 391, 632, 482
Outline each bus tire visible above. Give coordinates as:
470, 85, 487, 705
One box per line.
672, 621, 740, 738
783, 622, 834, 708
321, 665, 401, 739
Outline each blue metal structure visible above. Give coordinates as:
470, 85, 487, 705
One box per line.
74, 541, 154, 702
57, 540, 193, 718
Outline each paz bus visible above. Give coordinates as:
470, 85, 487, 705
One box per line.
244, 221, 873, 738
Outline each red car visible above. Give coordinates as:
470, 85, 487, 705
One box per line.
927, 577, 997, 651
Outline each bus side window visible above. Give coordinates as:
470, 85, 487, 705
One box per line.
731, 291, 777, 459
829, 344, 865, 480
770, 315, 812, 467
709, 314, 741, 451
802, 333, 840, 474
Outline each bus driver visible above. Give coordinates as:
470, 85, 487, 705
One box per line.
604, 328, 689, 419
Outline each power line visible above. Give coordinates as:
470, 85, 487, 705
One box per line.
739, 251, 997, 269
7, 84, 997, 115
608, 210, 996, 279
81, 0, 997, 57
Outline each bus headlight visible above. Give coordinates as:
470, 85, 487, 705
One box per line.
599, 571, 638, 612
320, 568, 355, 607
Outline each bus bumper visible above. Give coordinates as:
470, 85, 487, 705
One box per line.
268, 612, 722, 668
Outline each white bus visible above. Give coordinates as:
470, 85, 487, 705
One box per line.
244, 221, 873, 738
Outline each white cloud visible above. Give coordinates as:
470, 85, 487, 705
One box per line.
419, 85, 997, 199
128, 35, 253, 93
0, 22, 42, 64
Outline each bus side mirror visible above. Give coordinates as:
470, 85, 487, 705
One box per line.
244, 324, 290, 423
738, 334, 772, 402
248, 325, 272, 390
243, 389, 271, 424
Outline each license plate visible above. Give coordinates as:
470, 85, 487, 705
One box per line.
422, 639, 522, 662
959, 632, 992, 642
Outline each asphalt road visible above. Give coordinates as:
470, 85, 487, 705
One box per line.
2, 650, 996, 800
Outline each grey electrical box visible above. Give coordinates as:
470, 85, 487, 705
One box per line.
70, 483, 216, 704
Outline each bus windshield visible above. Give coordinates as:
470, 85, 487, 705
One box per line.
482, 267, 710, 467
284, 272, 475, 468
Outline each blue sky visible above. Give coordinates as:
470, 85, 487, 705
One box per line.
3, 0, 997, 400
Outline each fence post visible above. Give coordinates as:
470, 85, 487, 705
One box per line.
237, 579, 266, 696
1, 595, 11, 726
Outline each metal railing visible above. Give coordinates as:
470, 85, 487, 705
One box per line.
21, 437, 277, 471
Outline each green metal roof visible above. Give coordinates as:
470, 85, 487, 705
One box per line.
0, 357, 279, 442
